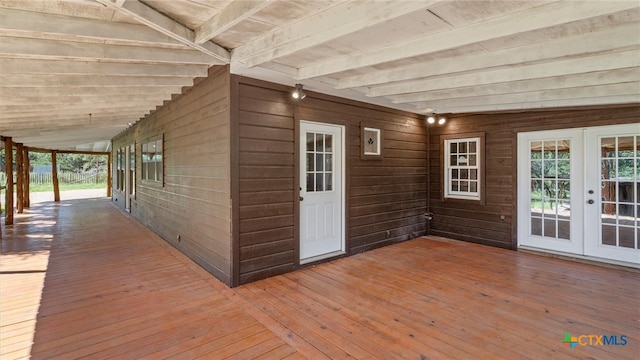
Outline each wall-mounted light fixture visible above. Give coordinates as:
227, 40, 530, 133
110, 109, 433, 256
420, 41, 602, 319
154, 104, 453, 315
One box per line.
427, 114, 446, 125
292, 83, 306, 100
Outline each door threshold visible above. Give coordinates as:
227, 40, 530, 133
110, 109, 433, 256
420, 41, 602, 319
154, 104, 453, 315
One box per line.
518, 246, 640, 271
300, 250, 346, 265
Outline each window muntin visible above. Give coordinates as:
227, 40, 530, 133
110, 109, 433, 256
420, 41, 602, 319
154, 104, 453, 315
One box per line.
445, 137, 481, 200
141, 137, 163, 183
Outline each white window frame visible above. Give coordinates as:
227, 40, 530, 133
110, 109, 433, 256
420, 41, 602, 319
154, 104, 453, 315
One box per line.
444, 136, 481, 201
141, 136, 163, 184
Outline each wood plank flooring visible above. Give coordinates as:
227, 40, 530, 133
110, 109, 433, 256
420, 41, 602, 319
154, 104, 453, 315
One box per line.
1, 198, 638, 359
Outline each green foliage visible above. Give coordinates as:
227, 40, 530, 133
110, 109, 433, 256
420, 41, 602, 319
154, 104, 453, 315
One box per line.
57, 154, 107, 173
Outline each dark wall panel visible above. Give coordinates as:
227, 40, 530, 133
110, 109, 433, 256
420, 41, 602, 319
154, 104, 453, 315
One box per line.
234, 76, 428, 284
428, 105, 640, 249
112, 66, 233, 285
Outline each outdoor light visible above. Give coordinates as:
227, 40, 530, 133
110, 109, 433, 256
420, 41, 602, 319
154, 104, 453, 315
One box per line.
427, 114, 446, 125
292, 83, 306, 100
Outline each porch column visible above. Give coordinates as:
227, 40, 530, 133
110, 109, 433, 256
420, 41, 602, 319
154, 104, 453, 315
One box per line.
52, 150, 60, 202
23, 147, 30, 208
107, 152, 112, 197
4, 137, 13, 225
15, 143, 23, 213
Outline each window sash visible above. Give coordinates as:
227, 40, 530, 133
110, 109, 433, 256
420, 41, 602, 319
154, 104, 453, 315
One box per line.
445, 137, 481, 200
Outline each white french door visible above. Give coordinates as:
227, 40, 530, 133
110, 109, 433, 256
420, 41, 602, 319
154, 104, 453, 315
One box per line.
299, 121, 345, 263
518, 124, 640, 266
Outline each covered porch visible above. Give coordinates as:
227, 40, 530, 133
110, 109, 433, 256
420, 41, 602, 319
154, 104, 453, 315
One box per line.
1, 197, 638, 359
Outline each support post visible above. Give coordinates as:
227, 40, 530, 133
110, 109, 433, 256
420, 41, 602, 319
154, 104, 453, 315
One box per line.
107, 152, 112, 197
52, 150, 60, 202
4, 137, 13, 225
15, 143, 23, 213
24, 147, 30, 208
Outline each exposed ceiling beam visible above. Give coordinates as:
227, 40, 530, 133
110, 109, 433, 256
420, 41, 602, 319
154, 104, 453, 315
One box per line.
194, 0, 273, 44
418, 82, 640, 110
0, 36, 213, 64
232, 0, 439, 68
0, 101, 161, 114
95, 0, 230, 64
0, 94, 170, 106
0, 7, 182, 47
0, 74, 195, 87
0, 112, 144, 126
297, 1, 639, 80
0, 58, 209, 77
337, 23, 640, 89
439, 95, 640, 114
0, 85, 184, 98
0, 105, 154, 119
368, 50, 639, 97
390, 68, 640, 104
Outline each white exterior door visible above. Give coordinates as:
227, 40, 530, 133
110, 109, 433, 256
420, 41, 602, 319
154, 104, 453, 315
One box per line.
299, 121, 345, 263
518, 124, 640, 266
584, 124, 640, 264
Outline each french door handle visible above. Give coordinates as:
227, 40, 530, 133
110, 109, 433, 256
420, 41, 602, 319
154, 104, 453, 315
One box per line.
299, 196, 304, 201
587, 199, 595, 204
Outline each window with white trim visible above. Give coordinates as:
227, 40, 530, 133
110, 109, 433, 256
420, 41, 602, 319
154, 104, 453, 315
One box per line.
141, 136, 163, 183
444, 137, 481, 200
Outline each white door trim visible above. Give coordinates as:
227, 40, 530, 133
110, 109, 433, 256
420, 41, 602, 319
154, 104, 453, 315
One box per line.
518, 124, 640, 266
299, 120, 346, 263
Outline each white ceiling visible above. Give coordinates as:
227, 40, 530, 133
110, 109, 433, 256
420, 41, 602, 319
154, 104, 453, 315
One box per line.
1, 0, 639, 151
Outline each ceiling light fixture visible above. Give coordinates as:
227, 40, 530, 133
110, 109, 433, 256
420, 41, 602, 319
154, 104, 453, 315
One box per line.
427, 114, 446, 125
292, 83, 306, 100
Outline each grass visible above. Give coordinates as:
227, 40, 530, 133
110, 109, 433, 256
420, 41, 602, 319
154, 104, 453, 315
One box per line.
28, 182, 108, 193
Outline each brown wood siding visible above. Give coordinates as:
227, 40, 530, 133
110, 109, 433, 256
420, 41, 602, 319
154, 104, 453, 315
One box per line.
233, 76, 427, 285
112, 65, 233, 285
428, 105, 640, 249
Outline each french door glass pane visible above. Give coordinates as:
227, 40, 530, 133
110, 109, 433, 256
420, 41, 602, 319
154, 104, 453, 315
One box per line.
600, 135, 638, 249
529, 139, 571, 240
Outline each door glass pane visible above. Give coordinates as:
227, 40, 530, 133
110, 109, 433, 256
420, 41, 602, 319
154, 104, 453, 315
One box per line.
316, 173, 323, 191
316, 133, 324, 152
307, 133, 314, 151
599, 135, 640, 249
325, 173, 332, 191
558, 220, 570, 240
306, 153, 314, 171
307, 173, 314, 192
531, 216, 542, 236
530, 139, 571, 241
306, 131, 334, 193
325, 154, 332, 171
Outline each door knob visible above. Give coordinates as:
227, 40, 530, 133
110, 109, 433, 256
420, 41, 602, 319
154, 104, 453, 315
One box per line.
299, 196, 304, 201
587, 199, 595, 204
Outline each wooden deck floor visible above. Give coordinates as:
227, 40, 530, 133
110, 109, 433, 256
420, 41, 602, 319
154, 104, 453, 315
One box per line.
1, 198, 638, 359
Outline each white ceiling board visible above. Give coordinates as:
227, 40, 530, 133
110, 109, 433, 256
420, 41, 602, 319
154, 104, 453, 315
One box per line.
0, 0, 638, 151
0, 7, 183, 47
338, 23, 640, 89
390, 68, 640, 103
0, 58, 209, 77
0, 74, 195, 87
296, 0, 640, 80
368, 50, 640, 97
